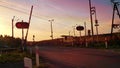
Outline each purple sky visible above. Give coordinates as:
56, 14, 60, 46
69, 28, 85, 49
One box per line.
0, 0, 119, 41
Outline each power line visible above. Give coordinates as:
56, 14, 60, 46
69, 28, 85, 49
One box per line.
0, 0, 82, 36
0, 0, 77, 29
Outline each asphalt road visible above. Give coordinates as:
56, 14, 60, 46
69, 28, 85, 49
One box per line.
38, 47, 120, 68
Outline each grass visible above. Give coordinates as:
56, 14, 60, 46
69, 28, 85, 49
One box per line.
0, 51, 30, 63
0, 51, 49, 68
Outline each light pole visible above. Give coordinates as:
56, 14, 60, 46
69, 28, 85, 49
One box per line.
12, 16, 19, 38
73, 26, 76, 37
69, 31, 71, 36
49, 19, 54, 40
72, 24, 78, 37
12, 16, 15, 38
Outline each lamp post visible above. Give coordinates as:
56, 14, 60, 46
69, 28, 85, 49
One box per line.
12, 16, 15, 38
12, 16, 19, 38
49, 19, 54, 40
72, 26, 76, 37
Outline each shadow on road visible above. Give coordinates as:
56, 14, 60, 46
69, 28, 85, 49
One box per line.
40, 56, 86, 68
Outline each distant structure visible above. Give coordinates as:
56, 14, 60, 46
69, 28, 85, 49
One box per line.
72, 26, 76, 37
111, 0, 120, 34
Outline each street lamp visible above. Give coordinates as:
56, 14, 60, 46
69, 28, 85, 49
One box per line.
12, 16, 15, 38
12, 16, 19, 38
49, 19, 54, 40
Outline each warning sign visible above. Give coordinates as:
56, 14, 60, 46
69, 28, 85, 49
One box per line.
24, 57, 32, 68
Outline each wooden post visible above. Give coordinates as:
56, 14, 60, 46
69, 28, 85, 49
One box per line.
35, 46, 40, 67
105, 37, 108, 48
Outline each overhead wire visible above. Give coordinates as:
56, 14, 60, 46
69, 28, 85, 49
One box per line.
1, 0, 75, 29
35, 0, 79, 27
33, 0, 77, 36
0, 0, 52, 37
0, 0, 80, 37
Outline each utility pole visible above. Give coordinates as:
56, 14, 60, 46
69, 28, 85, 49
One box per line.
49, 19, 54, 40
12, 16, 15, 38
111, 1, 120, 34
89, 0, 94, 36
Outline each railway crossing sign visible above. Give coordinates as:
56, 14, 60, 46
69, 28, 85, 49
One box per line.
16, 22, 29, 29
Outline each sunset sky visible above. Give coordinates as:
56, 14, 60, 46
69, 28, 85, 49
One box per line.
0, 0, 120, 41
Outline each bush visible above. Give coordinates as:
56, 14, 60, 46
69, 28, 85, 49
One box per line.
0, 51, 33, 63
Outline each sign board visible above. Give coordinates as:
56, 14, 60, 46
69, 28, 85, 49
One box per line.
16, 22, 29, 29
76, 26, 84, 31
24, 57, 32, 68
